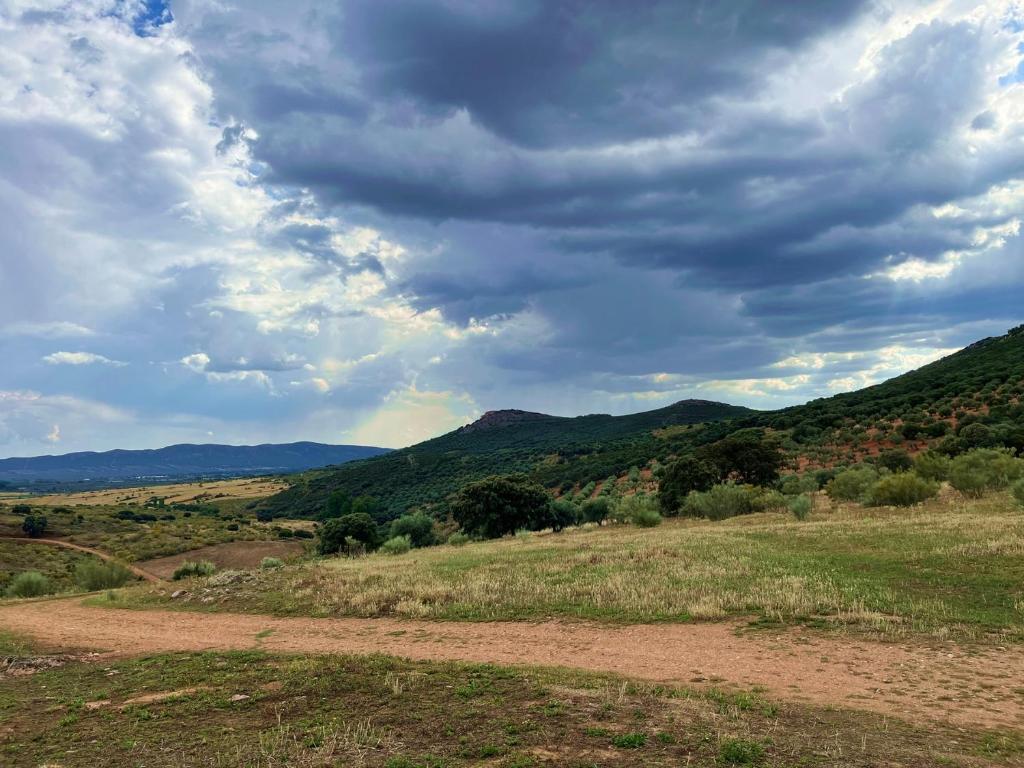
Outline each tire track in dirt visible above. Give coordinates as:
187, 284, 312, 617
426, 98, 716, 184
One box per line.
1, 599, 1020, 730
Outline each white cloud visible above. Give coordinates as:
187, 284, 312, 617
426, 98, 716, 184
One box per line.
43, 351, 126, 366
2, 321, 95, 338
347, 386, 479, 448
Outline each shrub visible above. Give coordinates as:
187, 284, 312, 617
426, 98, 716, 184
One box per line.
611, 733, 647, 748
21, 513, 47, 538
719, 738, 766, 765
913, 450, 950, 482
788, 494, 813, 521
74, 560, 133, 591
260, 557, 283, 569
447, 532, 470, 547
5, 571, 52, 598
683, 483, 753, 521
172, 560, 216, 580
778, 474, 818, 496
948, 448, 1023, 497
11, 504, 32, 516
1013, 479, 1024, 508
609, 494, 660, 527
389, 513, 437, 548
825, 466, 879, 503
317, 512, 382, 555
581, 497, 611, 526
380, 535, 412, 555
866, 474, 939, 507
748, 489, 786, 513
876, 449, 913, 474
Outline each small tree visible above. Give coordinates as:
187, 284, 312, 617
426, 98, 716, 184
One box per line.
21, 513, 47, 538
866, 474, 939, 507
580, 497, 611, 526
317, 512, 381, 555
389, 512, 437, 548
658, 456, 718, 515
547, 499, 579, 532
913, 450, 950, 482
875, 449, 913, 474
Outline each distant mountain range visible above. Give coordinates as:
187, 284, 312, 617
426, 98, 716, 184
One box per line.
0, 442, 391, 486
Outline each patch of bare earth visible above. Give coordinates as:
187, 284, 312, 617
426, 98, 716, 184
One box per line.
137, 540, 306, 579
1, 600, 1021, 731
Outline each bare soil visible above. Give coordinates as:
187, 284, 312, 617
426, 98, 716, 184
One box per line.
137, 540, 306, 579
1, 599, 1020, 730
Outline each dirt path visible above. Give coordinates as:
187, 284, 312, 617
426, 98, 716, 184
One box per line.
1, 600, 1021, 730
0, 538, 162, 583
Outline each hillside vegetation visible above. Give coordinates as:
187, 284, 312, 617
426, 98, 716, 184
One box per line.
261, 400, 752, 519
261, 325, 1024, 522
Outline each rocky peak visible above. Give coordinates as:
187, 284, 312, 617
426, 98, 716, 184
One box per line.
460, 409, 551, 432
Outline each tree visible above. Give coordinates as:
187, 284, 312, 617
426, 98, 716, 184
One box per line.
320, 490, 352, 521
389, 512, 437, 548
449, 475, 552, 539
317, 512, 381, 555
658, 456, 718, 515
546, 499, 579, 532
351, 495, 380, 518
21, 513, 47, 538
698, 431, 783, 487
580, 497, 611, 526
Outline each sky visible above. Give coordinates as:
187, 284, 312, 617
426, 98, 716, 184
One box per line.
1, 0, 1023, 455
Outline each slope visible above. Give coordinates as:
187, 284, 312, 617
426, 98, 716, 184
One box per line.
259, 400, 753, 518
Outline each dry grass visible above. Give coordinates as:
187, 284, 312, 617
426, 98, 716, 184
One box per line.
21, 477, 287, 508
126, 492, 1024, 640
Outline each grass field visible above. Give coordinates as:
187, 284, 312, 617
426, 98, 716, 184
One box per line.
5, 477, 288, 507
121, 491, 1024, 641
1, 649, 1020, 767
0, 541, 99, 594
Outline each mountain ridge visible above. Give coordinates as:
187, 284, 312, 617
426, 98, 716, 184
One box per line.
0, 441, 391, 485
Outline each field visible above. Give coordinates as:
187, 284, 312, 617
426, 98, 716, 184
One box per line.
119, 490, 1024, 642
137, 540, 307, 579
6, 476, 288, 507
2, 648, 1021, 767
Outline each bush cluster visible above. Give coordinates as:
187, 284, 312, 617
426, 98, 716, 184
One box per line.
75, 560, 133, 591
866, 473, 939, 507
172, 560, 216, 580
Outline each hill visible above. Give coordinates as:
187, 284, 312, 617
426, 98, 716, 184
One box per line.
261, 325, 1024, 521
0, 441, 391, 486
259, 400, 753, 518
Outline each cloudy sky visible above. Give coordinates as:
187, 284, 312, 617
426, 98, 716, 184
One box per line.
1, 0, 1022, 455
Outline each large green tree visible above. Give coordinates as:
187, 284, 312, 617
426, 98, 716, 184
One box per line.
658, 456, 718, 515
449, 475, 552, 539
317, 512, 381, 555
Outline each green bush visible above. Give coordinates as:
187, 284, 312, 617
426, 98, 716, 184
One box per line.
913, 450, 950, 482
948, 448, 1023, 497
447, 532, 470, 547
749, 488, 786, 513
788, 494, 813, 521
611, 733, 647, 749
866, 473, 939, 507
825, 466, 879, 503
380, 535, 412, 555
611, 494, 662, 527
172, 560, 216, 580
317, 512, 382, 555
389, 513, 437, 548
778, 474, 818, 496
1012, 479, 1024, 507
683, 483, 753, 521
260, 557, 283, 570
74, 560, 133, 591
21, 513, 47, 538
875, 448, 913, 474
5, 571, 52, 598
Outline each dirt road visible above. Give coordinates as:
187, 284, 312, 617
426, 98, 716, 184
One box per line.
1, 600, 1020, 730
0, 538, 162, 583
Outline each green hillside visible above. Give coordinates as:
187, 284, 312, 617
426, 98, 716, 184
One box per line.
259, 400, 752, 519
261, 325, 1024, 521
